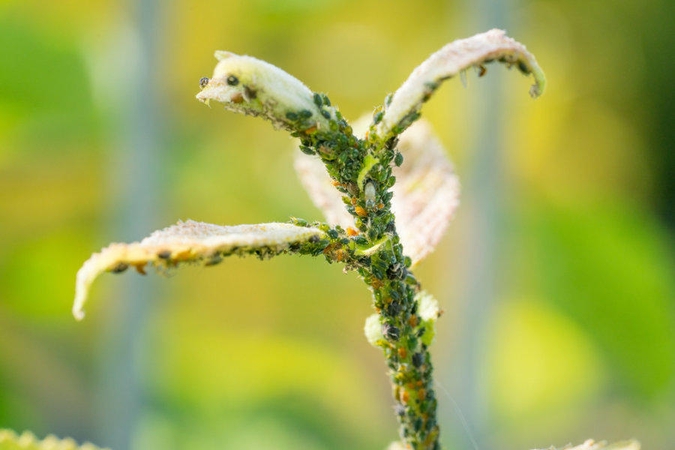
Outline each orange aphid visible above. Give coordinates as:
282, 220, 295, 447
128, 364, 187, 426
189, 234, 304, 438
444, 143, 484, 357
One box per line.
355, 206, 368, 217
346, 227, 359, 236
335, 249, 346, 262
400, 389, 409, 404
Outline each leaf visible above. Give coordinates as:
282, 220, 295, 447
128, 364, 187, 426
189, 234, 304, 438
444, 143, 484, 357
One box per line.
0, 429, 107, 450
534, 439, 641, 450
375, 29, 545, 140
196, 51, 335, 133
73, 220, 324, 320
295, 118, 459, 265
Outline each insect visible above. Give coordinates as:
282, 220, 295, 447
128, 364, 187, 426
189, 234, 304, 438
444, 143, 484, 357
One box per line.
199, 77, 210, 88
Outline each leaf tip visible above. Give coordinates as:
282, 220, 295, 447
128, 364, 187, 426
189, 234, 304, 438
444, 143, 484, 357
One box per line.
529, 66, 547, 98
72, 303, 85, 321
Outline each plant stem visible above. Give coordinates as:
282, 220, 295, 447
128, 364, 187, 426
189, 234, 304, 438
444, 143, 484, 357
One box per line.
295, 102, 440, 449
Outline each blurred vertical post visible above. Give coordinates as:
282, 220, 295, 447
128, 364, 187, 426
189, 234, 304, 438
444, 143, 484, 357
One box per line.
97, 0, 163, 449
444, 1, 510, 449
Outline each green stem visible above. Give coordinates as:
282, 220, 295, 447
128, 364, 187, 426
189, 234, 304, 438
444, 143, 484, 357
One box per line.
294, 99, 440, 449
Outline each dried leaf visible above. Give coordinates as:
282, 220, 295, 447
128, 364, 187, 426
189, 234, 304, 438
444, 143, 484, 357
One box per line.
376, 29, 545, 139
73, 220, 323, 320
534, 440, 641, 450
295, 118, 459, 265
0, 429, 107, 450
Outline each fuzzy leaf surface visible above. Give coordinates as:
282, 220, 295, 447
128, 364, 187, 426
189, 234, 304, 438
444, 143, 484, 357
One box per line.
73, 220, 323, 320
376, 28, 545, 139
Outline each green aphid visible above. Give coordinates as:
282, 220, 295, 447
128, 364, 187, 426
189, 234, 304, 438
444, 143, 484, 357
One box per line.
313, 92, 323, 107
299, 145, 315, 155
373, 110, 384, 125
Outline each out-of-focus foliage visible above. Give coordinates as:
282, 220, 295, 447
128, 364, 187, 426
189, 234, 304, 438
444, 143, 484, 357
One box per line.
1, 0, 673, 450
0, 429, 107, 450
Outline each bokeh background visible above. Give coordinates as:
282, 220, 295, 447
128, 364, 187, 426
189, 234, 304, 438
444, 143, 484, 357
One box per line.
1, 0, 673, 449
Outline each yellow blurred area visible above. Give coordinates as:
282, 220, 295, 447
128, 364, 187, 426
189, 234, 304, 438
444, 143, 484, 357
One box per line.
488, 299, 604, 427
1, 0, 674, 449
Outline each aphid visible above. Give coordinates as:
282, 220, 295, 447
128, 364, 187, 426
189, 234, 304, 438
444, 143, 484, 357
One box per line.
477, 64, 487, 77
373, 109, 384, 124
388, 300, 402, 317
243, 85, 257, 101
412, 352, 423, 368
354, 236, 368, 246
517, 60, 530, 75
313, 92, 323, 107
304, 124, 318, 134
226, 75, 239, 86
299, 145, 315, 155
318, 144, 334, 158
383, 323, 400, 341
365, 181, 377, 205
320, 109, 331, 119
199, 77, 210, 88
400, 389, 409, 404
355, 206, 368, 217
413, 417, 423, 432
346, 227, 359, 236
157, 250, 171, 260
110, 262, 129, 274
394, 152, 404, 167
384, 93, 393, 107
205, 254, 223, 266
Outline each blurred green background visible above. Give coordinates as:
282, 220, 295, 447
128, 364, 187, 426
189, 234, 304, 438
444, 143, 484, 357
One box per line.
1, 0, 673, 449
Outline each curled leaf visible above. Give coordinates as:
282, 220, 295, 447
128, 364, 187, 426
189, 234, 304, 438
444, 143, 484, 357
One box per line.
73, 220, 324, 321
375, 29, 545, 139
0, 429, 107, 450
196, 51, 335, 133
295, 118, 459, 265
534, 440, 641, 450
